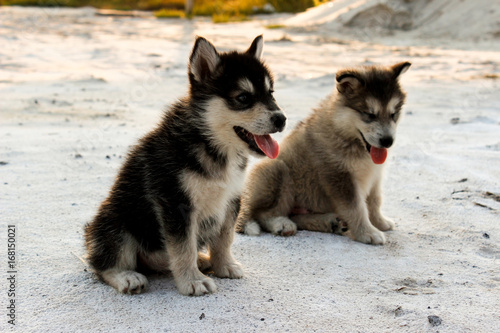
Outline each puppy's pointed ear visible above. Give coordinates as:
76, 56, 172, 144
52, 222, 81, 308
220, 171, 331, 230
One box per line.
246, 35, 264, 60
391, 61, 411, 79
189, 37, 220, 82
336, 71, 363, 97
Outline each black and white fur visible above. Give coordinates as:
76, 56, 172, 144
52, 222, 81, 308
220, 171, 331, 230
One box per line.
84, 36, 286, 296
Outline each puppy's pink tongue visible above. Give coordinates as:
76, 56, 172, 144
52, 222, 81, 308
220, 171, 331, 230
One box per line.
370, 147, 388, 164
254, 134, 279, 159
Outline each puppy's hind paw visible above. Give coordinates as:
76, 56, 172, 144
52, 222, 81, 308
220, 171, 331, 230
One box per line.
268, 216, 297, 236
197, 252, 212, 272
213, 261, 244, 279
243, 220, 261, 236
325, 213, 349, 235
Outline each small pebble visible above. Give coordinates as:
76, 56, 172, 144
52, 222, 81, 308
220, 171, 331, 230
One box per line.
483, 233, 490, 239
199, 313, 205, 320
394, 306, 403, 317
428, 315, 442, 326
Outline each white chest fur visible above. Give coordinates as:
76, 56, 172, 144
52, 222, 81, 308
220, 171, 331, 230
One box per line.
180, 158, 245, 224
347, 157, 384, 197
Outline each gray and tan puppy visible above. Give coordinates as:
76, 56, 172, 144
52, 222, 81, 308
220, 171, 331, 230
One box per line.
236, 62, 410, 245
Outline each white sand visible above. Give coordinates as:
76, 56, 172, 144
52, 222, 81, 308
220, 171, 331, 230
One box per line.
1, 2, 499, 332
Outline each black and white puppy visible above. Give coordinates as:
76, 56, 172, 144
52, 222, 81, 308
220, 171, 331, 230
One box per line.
84, 36, 286, 296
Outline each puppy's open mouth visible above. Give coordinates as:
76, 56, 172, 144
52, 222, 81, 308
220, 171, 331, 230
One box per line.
359, 131, 387, 165
234, 126, 279, 159
359, 131, 371, 153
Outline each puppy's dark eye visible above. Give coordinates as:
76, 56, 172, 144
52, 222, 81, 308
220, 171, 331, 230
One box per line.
391, 111, 400, 121
236, 93, 250, 104
269, 89, 274, 94
365, 113, 377, 122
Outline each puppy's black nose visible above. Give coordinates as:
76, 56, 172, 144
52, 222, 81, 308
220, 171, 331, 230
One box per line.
379, 136, 393, 148
271, 113, 286, 132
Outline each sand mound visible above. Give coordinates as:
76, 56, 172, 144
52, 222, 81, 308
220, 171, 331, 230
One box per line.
345, 3, 411, 30
285, 0, 500, 40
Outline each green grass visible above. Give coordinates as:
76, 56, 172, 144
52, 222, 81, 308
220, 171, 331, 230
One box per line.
268, 0, 314, 13
265, 24, 286, 29
191, 0, 267, 23
212, 12, 248, 23
154, 8, 184, 18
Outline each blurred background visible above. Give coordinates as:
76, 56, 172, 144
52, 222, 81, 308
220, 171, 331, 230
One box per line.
1, 0, 326, 21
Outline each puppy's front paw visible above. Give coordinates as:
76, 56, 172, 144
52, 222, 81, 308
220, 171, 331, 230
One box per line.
268, 216, 297, 236
113, 271, 148, 295
353, 227, 386, 245
372, 216, 395, 231
213, 261, 244, 279
176, 276, 217, 296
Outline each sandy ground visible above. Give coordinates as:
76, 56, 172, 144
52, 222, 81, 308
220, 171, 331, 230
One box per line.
1, 2, 499, 332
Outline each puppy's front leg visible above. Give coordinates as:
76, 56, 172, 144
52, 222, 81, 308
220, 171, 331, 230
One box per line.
366, 180, 395, 231
336, 194, 386, 245
167, 226, 217, 296
209, 200, 244, 279
323, 171, 386, 244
